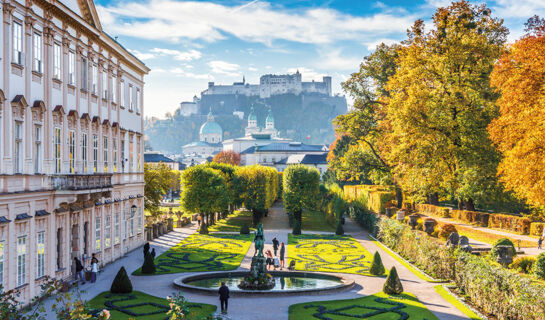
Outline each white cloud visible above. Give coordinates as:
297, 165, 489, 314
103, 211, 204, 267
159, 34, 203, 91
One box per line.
97, 0, 414, 45
248, 66, 258, 72
286, 67, 326, 81
316, 49, 362, 71
150, 48, 202, 61
129, 49, 156, 60
493, 0, 545, 18
208, 60, 241, 76
364, 38, 399, 50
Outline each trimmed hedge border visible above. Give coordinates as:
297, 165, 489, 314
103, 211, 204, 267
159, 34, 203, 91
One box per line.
434, 285, 485, 320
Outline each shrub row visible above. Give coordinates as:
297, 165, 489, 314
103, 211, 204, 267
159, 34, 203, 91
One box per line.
415, 204, 534, 234
530, 222, 545, 236
344, 185, 396, 214
377, 218, 545, 319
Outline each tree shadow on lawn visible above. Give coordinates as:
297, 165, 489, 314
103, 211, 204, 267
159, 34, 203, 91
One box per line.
133, 233, 252, 275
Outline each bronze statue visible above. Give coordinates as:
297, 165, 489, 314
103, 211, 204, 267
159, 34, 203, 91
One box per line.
254, 223, 265, 257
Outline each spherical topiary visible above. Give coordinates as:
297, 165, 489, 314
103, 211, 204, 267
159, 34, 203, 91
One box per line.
240, 223, 250, 235
534, 252, 545, 279
490, 238, 516, 258
199, 222, 209, 235
141, 252, 156, 274
438, 224, 457, 239
292, 220, 301, 235
383, 266, 403, 295
335, 221, 344, 235
370, 251, 385, 275
110, 266, 133, 293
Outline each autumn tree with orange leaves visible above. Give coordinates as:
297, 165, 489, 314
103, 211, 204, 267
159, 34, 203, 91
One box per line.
212, 150, 241, 166
489, 16, 545, 208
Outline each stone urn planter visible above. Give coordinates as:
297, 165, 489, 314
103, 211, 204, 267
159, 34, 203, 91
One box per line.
408, 214, 419, 230
385, 207, 396, 218
423, 218, 436, 235
396, 209, 406, 222
167, 218, 174, 232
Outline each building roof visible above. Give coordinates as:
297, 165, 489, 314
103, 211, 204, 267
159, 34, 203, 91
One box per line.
183, 141, 222, 148
286, 153, 328, 165
248, 106, 257, 121
144, 152, 175, 163
241, 142, 327, 154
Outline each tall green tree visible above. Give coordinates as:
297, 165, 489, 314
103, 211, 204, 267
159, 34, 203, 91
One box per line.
144, 163, 175, 214
383, 1, 508, 209
180, 165, 228, 226
283, 165, 320, 223
236, 165, 279, 225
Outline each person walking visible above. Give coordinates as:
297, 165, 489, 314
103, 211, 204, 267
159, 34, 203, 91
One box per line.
74, 257, 85, 285
218, 282, 230, 314
90, 254, 99, 283
539, 236, 543, 250
151, 248, 156, 259
266, 251, 273, 271
272, 237, 279, 256
279, 242, 285, 269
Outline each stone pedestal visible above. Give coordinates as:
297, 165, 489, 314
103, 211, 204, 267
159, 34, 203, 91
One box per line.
177, 219, 183, 228
145, 227, 152, 241
167, 218, 173, 231
152, 224, 159, 238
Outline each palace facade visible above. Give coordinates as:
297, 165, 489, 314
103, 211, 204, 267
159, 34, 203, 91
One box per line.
0, 0, 149, 303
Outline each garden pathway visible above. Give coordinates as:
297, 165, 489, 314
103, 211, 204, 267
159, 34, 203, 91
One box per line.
429, 216, 542, 256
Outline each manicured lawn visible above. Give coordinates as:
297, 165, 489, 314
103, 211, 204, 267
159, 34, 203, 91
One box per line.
289, 291, 438, 320
87, 291, 216, 320
288, 234, 381, 276
133, 233, 252, 275
302, 210, 335, 232
434, 285, 482, 320
208, 210, 255, 233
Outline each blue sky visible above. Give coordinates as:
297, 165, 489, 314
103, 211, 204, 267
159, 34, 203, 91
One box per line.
94, 0, 545, 118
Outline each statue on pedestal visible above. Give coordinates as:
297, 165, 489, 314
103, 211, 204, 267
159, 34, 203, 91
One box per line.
238, 223, 275, 290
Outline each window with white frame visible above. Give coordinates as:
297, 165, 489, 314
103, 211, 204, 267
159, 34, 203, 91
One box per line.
14, 121, 23, 174
121, 138, 126, 172
111, 76, 117, 104
114, 211, 120, 245
136, 88, 140, 113
93, 134, 98, 172
17, 237, 26, 287
130, 206, 136, 237
123, 210, 128, 240
137, 137, 141, 171
120, 81, 125, 107
102, 71, 108, 100
69, 130, 75, 173
33, 32, 42, 73
81, 57, 88, 91
105, 214, 111, 248
37, 231, 45, 278
34, 125, 41, 173
95, 215, 101, 251
137, 207, 142, 234
129, 136, 134, 172
55, 127, 61, 173
53, 43, 61, 80
129, 85, 134, 111
68, 51, 75, 85
92, 65, 98, 94
113, 139, 118, 172
12, 22, 23, 65
0, 242, 4, 288
103, 136, 108, 172
82, 132, 88, 173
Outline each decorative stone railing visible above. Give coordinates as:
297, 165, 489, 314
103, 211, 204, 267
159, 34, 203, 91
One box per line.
49, 173, 113, 191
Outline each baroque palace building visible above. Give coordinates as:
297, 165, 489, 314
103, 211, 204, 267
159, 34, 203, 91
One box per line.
0, 0, 149, 303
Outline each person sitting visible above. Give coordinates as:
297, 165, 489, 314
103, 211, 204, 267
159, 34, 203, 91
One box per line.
288, 260, 296, 271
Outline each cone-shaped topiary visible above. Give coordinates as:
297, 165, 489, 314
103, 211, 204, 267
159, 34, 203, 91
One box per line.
335, 221, 344, 235
383, 266, 403, 295
110, 266, 133, 293
370, 251, 385, 275
143, 242, 150, 259
292, 219, 301, 235
141, 252, 156, 274
199, 222, 209, 235
240, 223, 250, 235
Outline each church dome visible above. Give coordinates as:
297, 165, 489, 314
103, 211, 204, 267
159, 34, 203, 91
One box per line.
200, 121, 222, 135
248, 107, 257, 121
266, 110, 274, 123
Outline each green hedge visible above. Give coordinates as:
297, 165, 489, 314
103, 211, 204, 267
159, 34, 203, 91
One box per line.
377, 218, 545, 319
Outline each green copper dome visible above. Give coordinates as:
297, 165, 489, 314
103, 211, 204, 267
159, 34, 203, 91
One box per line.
200, 120, 222, 135
266, 109, 274, 123
248, 107, 257, 121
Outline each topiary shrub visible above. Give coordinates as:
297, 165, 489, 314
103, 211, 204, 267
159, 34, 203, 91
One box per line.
141, 252, 156, 274
438, 224, 457, 240
335, 221, 344, 235
490, 238, 516, 258
143, 242, 150, 259
110, 267, 133, 293
370, 251, 385, 275
199, 222, 209, 235
292, 220, 301, 235
240, 223, 250, 235
383, 266, 403, 295
510, 256, 536, 274
534, 252, 545, 279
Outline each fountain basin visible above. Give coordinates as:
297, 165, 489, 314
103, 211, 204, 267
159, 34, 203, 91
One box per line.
173, 271, 355, 296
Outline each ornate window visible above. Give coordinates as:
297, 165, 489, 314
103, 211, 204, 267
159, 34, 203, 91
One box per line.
68, 51, 75, 85
14, 121, 23, 173
103, 136, 108, 172
81, 57, 88, 91
34, 125, 41, 173
54, 127, 61, 173
12, 21, 23, 65
69, 130, 75, 173
95, 214, 101, 251
33, 32, 42, 73
82, 133, 88, 173
37, 231, 45, 278
114, 210, 120, 245
17, 236, 27, 286
53, 43, 61, 80
93, 134, 98, 173
105, 213, 111, 248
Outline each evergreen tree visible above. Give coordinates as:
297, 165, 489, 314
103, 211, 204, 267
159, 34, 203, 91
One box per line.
370, 251, 385, 275
383, 266, 403, 294
110, 267, 133, 293
142, 252, 156, 274
143, 242, 150, 259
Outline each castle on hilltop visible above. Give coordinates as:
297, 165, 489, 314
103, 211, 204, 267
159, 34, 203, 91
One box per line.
202, 71, 332, 98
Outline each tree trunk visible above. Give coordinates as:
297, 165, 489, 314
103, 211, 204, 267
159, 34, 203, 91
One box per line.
294, 209, 302, 223
395, 187, 403, 208
464, 198, 476, 211
428, 193, 439, 205
457, 200, 463, 210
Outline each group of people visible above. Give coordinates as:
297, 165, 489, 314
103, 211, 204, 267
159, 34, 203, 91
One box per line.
265, 236, 285, 270
74, 253, 100, 285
